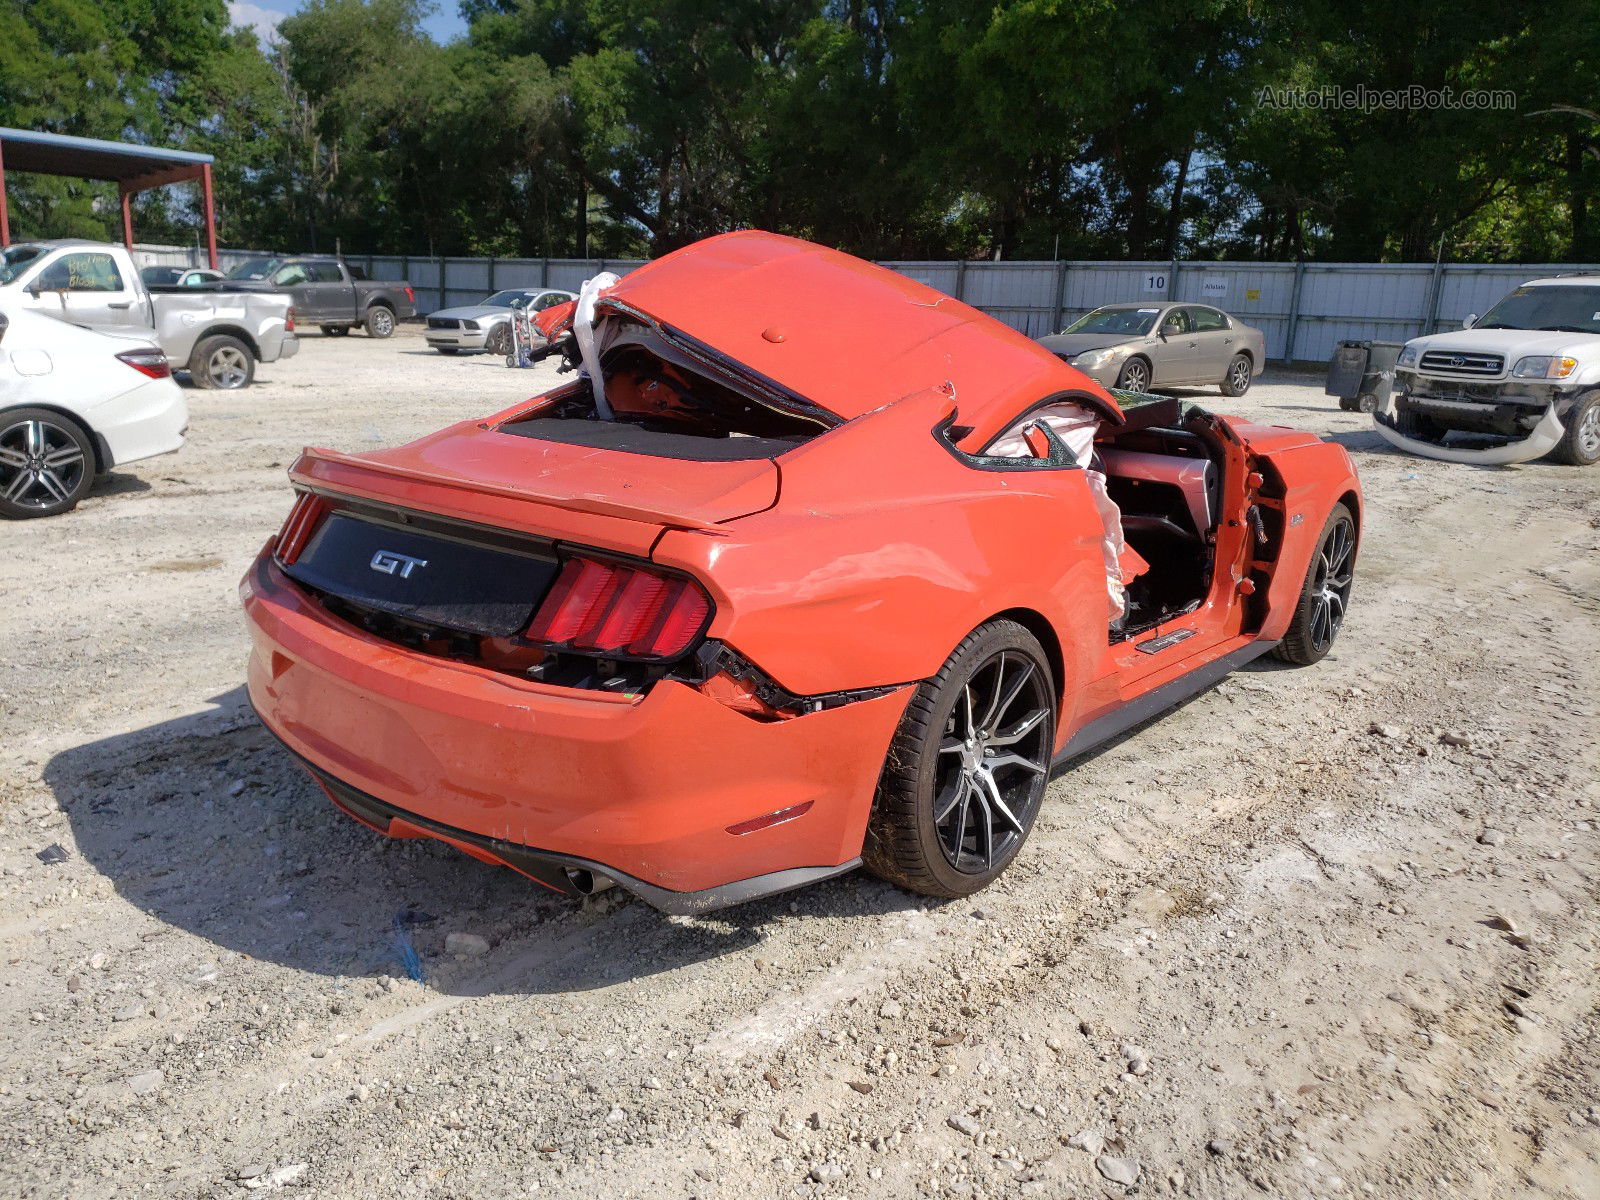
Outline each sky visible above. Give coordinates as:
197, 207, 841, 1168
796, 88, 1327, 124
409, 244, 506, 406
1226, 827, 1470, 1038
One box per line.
227, 0, 468, 47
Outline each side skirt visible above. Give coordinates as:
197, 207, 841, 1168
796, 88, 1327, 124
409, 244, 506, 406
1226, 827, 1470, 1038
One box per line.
1051, 640, 1278, 771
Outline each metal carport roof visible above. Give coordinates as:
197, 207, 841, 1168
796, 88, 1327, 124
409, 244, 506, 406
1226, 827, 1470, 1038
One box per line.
0, 128, 219, 267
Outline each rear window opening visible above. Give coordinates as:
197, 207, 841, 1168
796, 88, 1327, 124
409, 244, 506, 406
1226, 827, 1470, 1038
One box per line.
498, 317, 831, 458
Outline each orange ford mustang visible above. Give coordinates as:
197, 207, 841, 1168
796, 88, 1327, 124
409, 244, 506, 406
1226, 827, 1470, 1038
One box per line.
241, 232, 1361, 912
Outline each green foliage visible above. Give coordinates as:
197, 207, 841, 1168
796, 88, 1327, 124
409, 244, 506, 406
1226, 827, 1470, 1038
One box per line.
0, 0, 1593, 262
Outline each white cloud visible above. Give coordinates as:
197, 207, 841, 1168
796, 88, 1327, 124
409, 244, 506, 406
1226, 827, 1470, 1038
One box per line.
228, 0, 285, 45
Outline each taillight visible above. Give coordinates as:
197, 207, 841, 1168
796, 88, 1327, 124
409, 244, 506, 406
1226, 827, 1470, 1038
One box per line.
285, 306, 296, 333
116, 348, 171, 379
404, 286, 415, 305
525, 557, 711, 660
275, 492, 329, 564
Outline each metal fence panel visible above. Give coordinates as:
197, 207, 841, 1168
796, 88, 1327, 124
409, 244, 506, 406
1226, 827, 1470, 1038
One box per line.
127, 242, 1599, 363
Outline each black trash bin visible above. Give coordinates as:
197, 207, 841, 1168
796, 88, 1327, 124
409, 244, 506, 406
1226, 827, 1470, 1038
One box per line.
1325, 339, 1402, 412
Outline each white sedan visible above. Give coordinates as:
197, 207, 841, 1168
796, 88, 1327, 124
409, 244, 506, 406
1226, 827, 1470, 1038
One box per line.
0, 307, 188, 519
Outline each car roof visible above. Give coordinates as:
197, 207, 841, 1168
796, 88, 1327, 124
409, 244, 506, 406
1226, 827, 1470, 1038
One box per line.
603, 231, 1123, 425
1523, 275, 1600, 286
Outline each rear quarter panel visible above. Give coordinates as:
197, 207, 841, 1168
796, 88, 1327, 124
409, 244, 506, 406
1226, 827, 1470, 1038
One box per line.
650, 392, 1112, 727
150, 290, 293, 362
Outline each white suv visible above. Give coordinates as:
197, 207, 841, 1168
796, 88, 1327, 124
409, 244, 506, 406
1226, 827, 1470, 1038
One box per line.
1378, 275, 1600, 466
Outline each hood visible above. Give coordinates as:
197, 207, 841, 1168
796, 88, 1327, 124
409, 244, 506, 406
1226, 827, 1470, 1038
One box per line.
1405, 328, 1597, 360
598, 231, 1124, 428
429, 304, 511, 322
1036, 333, 1137, 358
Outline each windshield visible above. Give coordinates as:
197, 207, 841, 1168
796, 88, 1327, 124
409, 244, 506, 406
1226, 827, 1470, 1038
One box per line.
485, 290, 536, 308
225, 257, 282, 281
1476, 284, 1600, 334
0, 245, 47, 285
1062, 306, 1159, 337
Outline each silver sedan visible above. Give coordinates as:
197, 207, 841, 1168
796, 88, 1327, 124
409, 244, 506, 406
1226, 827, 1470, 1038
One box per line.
1038, 302, 1266, 395
424, 288, 575, 355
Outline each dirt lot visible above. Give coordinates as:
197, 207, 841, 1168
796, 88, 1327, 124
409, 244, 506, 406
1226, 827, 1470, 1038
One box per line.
2, 325, 1597, 1200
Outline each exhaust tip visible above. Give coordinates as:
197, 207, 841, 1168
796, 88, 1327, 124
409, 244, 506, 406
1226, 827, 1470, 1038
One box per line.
563, 867, 616, 897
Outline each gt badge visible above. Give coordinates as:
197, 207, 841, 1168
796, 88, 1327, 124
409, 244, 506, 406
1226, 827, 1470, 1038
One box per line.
370, 550, 428, 578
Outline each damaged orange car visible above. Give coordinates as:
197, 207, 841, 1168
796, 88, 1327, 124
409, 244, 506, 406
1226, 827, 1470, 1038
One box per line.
241, 232, 1361, 912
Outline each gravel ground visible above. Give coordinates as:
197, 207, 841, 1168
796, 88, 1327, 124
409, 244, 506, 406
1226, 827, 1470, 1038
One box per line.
2, 325, 1597, 1199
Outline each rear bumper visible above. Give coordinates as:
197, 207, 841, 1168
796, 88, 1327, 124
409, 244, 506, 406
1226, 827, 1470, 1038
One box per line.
240, 552, 910, 908
92, 378, 188, 468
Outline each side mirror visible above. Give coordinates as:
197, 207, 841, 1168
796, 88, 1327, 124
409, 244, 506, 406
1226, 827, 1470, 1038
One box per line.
25, 283, 42, 299
1462, 313, 1477, 329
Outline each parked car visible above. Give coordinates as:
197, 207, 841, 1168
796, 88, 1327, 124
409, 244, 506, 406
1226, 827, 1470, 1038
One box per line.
224, 256, 416, 338
1038, 302, 1266, 396
139, 266, 225, 289
0, 307, 187, 519
425, 288, 576, 355
1377, 275, 1600, 466
0, 241, 297, 390
241, 231, 1360, 913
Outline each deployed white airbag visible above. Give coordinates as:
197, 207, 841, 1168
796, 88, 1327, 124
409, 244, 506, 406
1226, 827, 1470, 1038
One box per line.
574, 271, 622, 418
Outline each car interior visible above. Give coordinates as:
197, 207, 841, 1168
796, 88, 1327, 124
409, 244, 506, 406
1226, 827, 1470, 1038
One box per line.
981, 391, 1222, 639
1094, 396, 1220, 636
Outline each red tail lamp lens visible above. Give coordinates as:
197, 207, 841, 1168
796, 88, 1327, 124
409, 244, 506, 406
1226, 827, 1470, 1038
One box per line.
526, 558, 711, 659
275, 493, 329, 564
115, 348, 171, 379
285, 306, 296, 333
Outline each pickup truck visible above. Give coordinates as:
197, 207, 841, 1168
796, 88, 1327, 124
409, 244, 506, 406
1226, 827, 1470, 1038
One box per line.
0, 240, 297, 390
1378, 274, 1600, 467
223, 255, 416, 338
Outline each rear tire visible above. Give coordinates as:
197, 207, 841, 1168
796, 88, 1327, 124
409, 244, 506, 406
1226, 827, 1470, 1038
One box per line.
1550, 392, 1600, 466
1219, 353, 1253, 396
188, 334, 254, 390
0, 408, 95, 519
364, 306, 396, 338
864, 620, 1057, 898
1273, 502, 1356, 666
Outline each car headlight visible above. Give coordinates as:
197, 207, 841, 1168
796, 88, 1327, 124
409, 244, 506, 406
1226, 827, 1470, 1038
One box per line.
1072, 347, 1121, 371
1511, 355, 1578, 379
463, 320, 480, 331
1396, 344, 1420, 367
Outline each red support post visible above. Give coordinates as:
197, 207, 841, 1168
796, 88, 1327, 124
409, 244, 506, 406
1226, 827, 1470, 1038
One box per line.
0, 138, 9, 248
120, 187, 134, 252
201, 163, 218, 270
